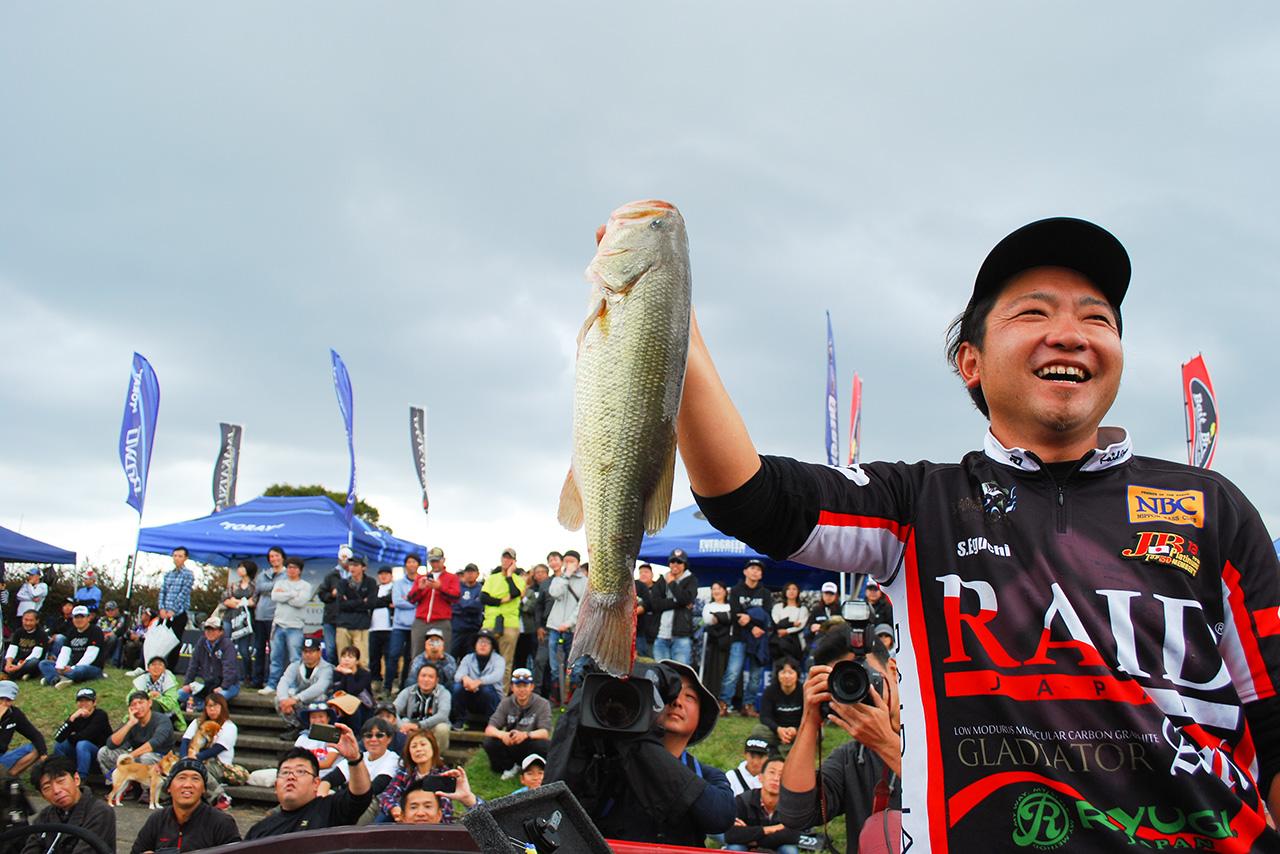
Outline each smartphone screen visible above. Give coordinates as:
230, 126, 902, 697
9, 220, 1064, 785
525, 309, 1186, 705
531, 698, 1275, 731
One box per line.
309, 723, 341, 744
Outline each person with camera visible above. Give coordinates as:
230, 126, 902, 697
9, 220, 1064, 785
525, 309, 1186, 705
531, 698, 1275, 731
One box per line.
547, 659, 735, 847
244, 724, 372, 839
393, 767, 479, 825
546, 550, 587, 703
130, 758, 241, 853
23, 756, 116, 854
725, 756, 805, 854
777, 626, 900, 852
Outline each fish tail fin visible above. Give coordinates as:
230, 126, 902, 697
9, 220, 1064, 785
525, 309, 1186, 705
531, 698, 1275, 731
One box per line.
570, 586, 636, 676
557, 467, 584, 531
642, 431, 677, 535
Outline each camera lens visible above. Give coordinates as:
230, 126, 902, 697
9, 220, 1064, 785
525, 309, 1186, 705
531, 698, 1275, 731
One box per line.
828, 660, 871, 705
590, 679, 646, 730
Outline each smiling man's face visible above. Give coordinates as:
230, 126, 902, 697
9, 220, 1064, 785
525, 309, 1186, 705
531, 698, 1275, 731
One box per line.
958, 266, 1122, 459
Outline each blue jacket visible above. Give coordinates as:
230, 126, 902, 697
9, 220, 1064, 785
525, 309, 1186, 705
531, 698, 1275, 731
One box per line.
185, 632, 239, 690
451, 581, 484, 630
391, 577, 416, 631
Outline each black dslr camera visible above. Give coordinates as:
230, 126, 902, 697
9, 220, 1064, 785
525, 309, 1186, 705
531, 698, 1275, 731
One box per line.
826, 599, 884, 707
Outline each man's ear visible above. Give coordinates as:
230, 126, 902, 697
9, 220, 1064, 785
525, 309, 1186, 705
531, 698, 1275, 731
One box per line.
956, 341, 982, 390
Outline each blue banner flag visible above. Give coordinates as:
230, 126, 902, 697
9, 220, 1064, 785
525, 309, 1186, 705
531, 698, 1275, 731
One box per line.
118, 352, 160, 516
825, 311, 839, 466
330, 349, 357, 528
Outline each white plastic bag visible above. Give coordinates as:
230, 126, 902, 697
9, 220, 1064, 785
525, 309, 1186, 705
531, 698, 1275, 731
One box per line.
143, 622, 180, 662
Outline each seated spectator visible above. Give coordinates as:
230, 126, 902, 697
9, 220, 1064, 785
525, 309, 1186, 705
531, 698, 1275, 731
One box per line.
482, 667, 551, 779
377, 729, 447, 823
755, 657, 804, 755
134, 655, 186, 732
52, 688, 111, 780
3, 610, 49, 681
72, 571, 103, 615
178, 691, 241, 809
39, 606, 105, 687
98, 690, 175, 782
727, 736, 770, 798
511, 753, 544, 794
393, 661, 452, 752
244, 732, 372, 839
178, 616, 241, 713
275, 636, 334, 740
98, 601, 126, 667
449, 631, 504, 731
724, 756, 804, 854
131, 758, 241, 853
874, 623, 895, 653
331, 645, 374, 731
15, 568, 48, 618
293, 702, 345, 790
372, 702, 408, 755
23, 756, 115, 854
122, 608, 159, 672
407, 628, 457, 687
47, 600, 75, 657
351, 717, 416, 825
0, 681, 46, 777
395, 768, 480, 826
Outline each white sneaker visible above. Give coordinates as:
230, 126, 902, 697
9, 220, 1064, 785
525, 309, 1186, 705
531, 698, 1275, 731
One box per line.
257, 687, 275, 695
55, 678, 74, 689
127, 668, 145, 677
500, 764, 520, 780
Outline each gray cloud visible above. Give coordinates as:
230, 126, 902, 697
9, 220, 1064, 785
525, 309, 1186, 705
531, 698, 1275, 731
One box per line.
2, 3, 1277, 577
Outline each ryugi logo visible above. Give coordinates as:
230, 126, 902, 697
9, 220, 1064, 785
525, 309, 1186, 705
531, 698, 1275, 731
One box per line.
981, 482, 1017, 517
1012, 789, 1071, 849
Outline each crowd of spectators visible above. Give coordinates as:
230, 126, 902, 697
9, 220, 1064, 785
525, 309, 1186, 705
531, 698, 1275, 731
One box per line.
0, 545, 893, 852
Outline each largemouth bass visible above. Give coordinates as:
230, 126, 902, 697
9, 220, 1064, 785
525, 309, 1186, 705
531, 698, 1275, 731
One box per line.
557, 199, 692, 676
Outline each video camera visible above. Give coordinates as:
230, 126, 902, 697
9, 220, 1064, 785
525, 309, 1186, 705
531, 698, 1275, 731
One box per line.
826, 599, 885, 707
576, 661, 683, 736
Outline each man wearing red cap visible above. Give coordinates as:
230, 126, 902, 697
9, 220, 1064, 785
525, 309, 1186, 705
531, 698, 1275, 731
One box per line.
678, 218, 1280, 850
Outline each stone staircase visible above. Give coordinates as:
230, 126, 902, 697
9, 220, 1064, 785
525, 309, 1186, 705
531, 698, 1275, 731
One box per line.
224, 690, 485, 805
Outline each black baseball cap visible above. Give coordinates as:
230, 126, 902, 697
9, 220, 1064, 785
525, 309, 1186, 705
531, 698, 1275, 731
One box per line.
302, 636, 323, 651
971, 217, 1131, 324
668, 549, 688, 564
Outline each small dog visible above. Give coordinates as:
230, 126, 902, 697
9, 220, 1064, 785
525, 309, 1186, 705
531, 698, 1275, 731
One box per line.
108, 751, 179, 809
189, 720, 222, 755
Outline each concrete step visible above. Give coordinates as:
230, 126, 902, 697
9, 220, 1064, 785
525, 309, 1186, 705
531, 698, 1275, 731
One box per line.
225, 785, 279, 805
232, 712, 287, 730
229, 691, 280, 711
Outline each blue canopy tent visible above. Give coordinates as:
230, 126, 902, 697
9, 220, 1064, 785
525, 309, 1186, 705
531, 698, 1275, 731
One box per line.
639, 504, 843, 591
137, 495, 426, 566
0, 524, 77, 564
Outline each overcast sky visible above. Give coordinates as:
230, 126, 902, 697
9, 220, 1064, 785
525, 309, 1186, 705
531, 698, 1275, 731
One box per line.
3, 3, 1278, 584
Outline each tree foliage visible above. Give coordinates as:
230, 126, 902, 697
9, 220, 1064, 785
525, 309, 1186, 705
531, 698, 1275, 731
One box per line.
263, 483, 392, 533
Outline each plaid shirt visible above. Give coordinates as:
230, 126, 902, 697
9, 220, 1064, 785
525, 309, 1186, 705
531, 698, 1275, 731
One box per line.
377, 762, 451, 820
158, 567, 195, 614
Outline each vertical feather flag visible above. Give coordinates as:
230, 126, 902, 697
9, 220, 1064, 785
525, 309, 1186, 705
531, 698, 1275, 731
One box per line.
118, 353, 160, 516
330, 349, 357, 527
847, 373, 863, 465
1182, 354, 1219, 469
825, 311, 839, 466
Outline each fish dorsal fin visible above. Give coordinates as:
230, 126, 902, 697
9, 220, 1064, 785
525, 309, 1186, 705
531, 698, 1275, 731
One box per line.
642, 432, 677, 535
557, 467, 584, 531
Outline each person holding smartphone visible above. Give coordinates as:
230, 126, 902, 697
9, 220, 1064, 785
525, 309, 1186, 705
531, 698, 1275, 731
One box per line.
245, 724, 372, 838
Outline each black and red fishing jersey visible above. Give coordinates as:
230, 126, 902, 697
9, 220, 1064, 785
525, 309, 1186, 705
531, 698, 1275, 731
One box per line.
697, 428, 1280, 852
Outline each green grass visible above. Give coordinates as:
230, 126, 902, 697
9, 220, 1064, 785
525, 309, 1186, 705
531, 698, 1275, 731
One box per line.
463, 709, 852, 851
8, 665, 137, 741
